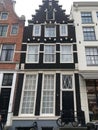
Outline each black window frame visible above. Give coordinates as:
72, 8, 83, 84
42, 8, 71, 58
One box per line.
2, 73, 13, 86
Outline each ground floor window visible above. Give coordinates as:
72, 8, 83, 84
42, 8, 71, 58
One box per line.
86, 79, 98, 120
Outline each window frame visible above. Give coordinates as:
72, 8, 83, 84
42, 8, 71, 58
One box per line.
0, 24, 8, 37
20, 74, 38, 116
0, 44, 15, 62
44, 44, 56, 63
83, 26, 96, 41
81, 12, 93, 24
44, 24, 56, 37
60, 24, 68, 37
60, 44, 73, 63
26, 44, 40, 63
40, 73, 55, 116
85, 47, 98, 66
33, 24, 41, 37
0, 12, 8, 20
11, 24, 19, 35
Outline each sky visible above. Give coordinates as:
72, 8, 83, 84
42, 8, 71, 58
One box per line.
15, 0, 97, 24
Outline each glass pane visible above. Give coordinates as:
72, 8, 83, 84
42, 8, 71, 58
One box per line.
62, 75, 72, 89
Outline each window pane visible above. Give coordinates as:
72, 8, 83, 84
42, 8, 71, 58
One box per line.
2, 73, 13, 86
11, 24, 18, 34
85, 47, 98, 65
45, 25, 56, 37
33, 25, 41, 36
0, 44, 14, 61
60, 24, 67, 36
1, 12, 8, 20
21, 75, 37, 114
62, 75, 72, 89
81, 12, 93, 23
0, 25, 8, 36
41, 74, 55, 114
44, 45, 55, 63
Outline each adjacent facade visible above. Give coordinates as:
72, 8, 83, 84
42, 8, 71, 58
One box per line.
12, 0, 82, 130
0, 0, 25, 127
71, 1, 98, 123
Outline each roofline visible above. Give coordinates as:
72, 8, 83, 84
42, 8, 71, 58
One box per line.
73, 1, 98, 7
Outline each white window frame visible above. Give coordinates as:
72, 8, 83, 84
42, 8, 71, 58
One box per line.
46, 10, 55, 20
19, 73, 38, 116
0, 24, 8, 37
60, 24, 68, 36
60, 44, 73, 63
26, 44, 39, 63
40, 73, 55, 116
45, 24, 56, 37
33, 24, 41, 36
85, 47, 98, 65
44, 44, 56, 63
0, 12, 8, 20
10, 24, 19, 35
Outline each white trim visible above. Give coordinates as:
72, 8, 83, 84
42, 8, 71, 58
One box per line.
60, 24, 68, 36
33, 24, 41, 36
0, 24, 9, 37
10, 24, 19, 35
0, 12, 8, 20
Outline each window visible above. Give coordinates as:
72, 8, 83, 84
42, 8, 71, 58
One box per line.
11, 24, 18, 35
27, 45, 39, 63
21, 74, 37, 114
2, 73, 13, 86
0, 24, 8, 37
33, 25, 41, 36
60, 45, 72, 63
60, 24, 68, 36
96, 12, 98, 19
83, 27, 96, 41
45, 24, 56, 37
85, 47, 98, 65
81, 12, 93, 24
44, 45, 56, 63
0, 12, 8, 20
0, 44, 14, 61
62, 75, 72, 89
41, 74, 55, 115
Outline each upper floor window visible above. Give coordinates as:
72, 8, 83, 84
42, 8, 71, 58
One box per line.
11, 24, 18, 35
0, 12, 8, 20
2, 73, 13, 86
45, 24, 56, 37
81, 12, 93, 24
33, 25, 41, 36
60, 24, 68, 36
0, 24, 8, 37
41, 74, 55, 115
21, 74, 38, 114
26, 45, 39, 63
96, 12, 98, 19
44, 45, 56, 63
85, 47, 98, 65
62, 75, 73, 89
60, 45, 72, 63
0, 44, 14, 61
83, 27, 96, 41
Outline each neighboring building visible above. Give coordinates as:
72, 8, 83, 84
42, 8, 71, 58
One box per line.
71, 2, 98, 123
12, 0, 83, 130
0, 0, 25, 127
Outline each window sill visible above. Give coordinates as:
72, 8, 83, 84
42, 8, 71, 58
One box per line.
0, 61, 19, 64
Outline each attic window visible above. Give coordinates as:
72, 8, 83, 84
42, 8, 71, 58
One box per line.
45, 24, 56, 37
46, 7, 55, 20
33, 24, 41, 36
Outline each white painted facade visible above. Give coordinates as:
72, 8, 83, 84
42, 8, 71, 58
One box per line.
71, 2, 98, 123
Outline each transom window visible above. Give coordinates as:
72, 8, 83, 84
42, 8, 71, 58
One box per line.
45, 24, 56, 37
11, 24, 18, 35
0, 24, 8, 37
41, 74, 55, 115
2, 73, 13, 86
33, 25, 41, 36
0, 12, 8, 20
21, 74, 37, 114
85, 47, 98, 65
81, 12, 93, 23
0, 44, 14, 61
60, 45, 72, 63
62, 75, 72, 89
44, 45, 56, 63
83, 27, 96, 41
60, 24, 68, 36
27, 45, 39, 63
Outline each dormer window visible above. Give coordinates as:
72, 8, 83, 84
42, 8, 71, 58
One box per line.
33, 24, 41, 36
60, 24, 68, 36
0, 12, 8, 20
45, 24, 56, 37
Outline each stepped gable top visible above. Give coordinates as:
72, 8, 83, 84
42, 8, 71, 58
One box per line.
28, 0, 72, 24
